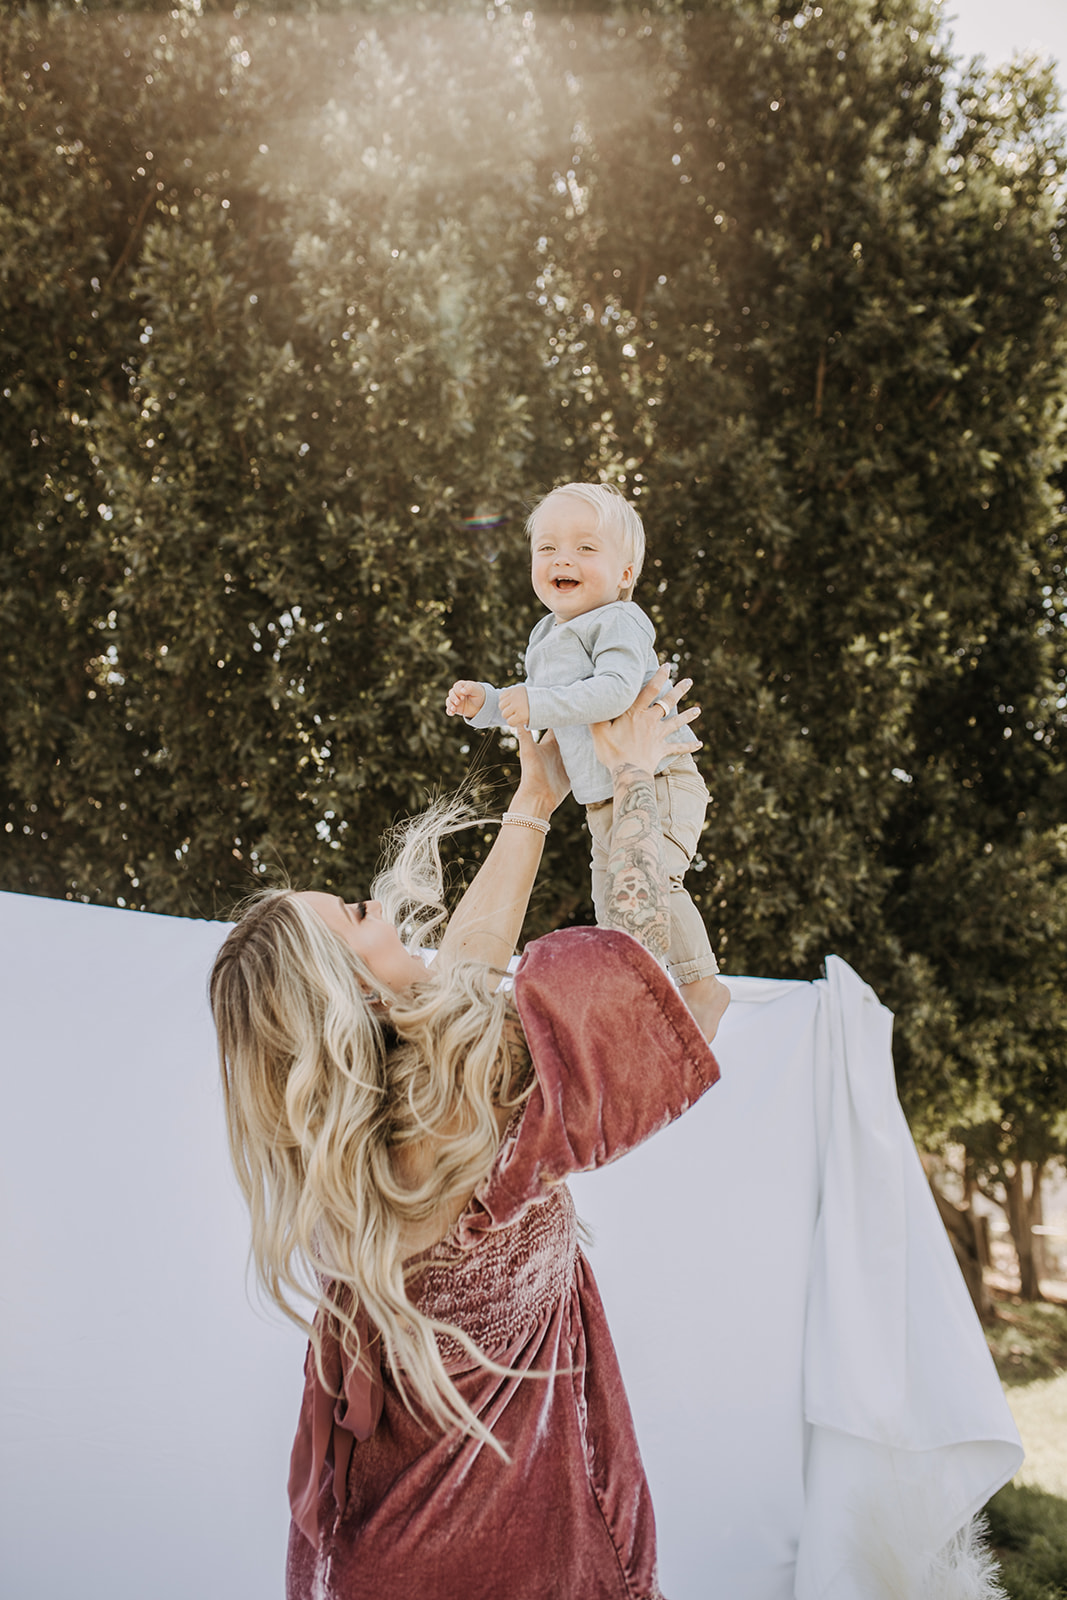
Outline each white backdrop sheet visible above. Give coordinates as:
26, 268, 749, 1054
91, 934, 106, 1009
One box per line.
0, 891, 1021, 1599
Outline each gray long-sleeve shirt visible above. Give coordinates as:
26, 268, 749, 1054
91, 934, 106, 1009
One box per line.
467, 600, 684, 803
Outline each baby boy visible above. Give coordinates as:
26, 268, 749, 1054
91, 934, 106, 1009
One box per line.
446, 481, 720, 1007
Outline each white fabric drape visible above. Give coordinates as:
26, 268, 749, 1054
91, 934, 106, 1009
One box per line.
570, 954, 1022, 1598
0, 892, 1021, 1599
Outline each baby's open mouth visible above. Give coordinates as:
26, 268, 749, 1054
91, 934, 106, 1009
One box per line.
553, 577, 579, 589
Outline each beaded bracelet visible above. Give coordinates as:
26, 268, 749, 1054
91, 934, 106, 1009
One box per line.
501, 811, 551, 836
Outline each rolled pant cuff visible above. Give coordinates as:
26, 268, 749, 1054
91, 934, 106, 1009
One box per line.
670, 955, 720, 985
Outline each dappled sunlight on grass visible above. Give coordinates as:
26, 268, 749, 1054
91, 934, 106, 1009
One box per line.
987, 1296, 1067, 1388
1005, 1372, 1067, 1502
983, 1299, 1067, 1596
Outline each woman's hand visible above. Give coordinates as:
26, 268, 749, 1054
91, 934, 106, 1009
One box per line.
509, 727, 570, 821
590, 665, 700, 779
437, 730, 568, 970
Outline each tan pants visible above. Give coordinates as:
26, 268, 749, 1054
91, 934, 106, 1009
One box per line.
585, 756, 718, 985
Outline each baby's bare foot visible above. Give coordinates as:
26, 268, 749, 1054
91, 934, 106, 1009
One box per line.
680, 973, 731, 1043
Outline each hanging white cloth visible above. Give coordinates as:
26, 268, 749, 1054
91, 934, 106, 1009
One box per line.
570, 956, 1022, 1599
0, 893, 1020, 1599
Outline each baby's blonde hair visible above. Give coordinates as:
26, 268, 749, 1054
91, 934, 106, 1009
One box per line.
210, 803, 533, 1452
525, 481, 646, 599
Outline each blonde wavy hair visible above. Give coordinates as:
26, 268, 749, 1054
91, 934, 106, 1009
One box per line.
210, 804, 533, 1451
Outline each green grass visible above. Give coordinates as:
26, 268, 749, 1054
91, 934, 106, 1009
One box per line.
985, 1483, 1067, 1599
987, 1298, 1067, 1388
983, 1297, 1067, 1596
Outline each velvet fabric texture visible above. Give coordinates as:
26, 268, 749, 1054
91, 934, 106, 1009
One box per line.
286, 926, 720, 1600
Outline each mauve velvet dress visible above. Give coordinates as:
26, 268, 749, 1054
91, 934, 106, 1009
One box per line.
286, 926, 720, 1600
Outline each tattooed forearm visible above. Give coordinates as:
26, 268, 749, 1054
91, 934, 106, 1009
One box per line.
603, 765, 670, 960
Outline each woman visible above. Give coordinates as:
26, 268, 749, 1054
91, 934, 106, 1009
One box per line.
211, 667, 729, 1600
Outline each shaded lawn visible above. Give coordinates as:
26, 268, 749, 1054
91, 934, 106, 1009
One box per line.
985, 1296, 1067, 1597
985, 1483, 1067, 1600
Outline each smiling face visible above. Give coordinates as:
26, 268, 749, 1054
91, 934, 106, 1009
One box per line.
296, 892, 426, 993
530, 495, 635, 623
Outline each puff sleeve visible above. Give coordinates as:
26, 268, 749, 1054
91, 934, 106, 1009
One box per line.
472, 926, 720, 1232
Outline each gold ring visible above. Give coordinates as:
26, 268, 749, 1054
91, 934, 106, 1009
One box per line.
652, 698, 670, 717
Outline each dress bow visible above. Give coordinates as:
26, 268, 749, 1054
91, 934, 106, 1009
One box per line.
288, 1302, 384, 1545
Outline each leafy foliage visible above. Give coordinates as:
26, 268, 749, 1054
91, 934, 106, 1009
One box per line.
1, 0, 1065, 1156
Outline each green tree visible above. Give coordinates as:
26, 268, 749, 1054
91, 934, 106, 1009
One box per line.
2, 4, 576, 914
509, 1, 1067, 1259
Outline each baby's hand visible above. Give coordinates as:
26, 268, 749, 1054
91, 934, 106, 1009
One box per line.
446, 680, 487, 718
498, 685, 530, 728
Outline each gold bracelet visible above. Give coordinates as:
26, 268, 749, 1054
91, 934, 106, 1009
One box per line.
501, 811, 551, 836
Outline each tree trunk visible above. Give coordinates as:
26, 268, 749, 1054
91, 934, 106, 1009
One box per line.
1004, 1161, 1046, 1302
1031, 1161, 1048, 1284
928, 1179, 993, 1323
963, 1170, 992, 1269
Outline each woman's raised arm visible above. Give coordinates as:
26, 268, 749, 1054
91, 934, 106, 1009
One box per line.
436, 726, 571, 969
